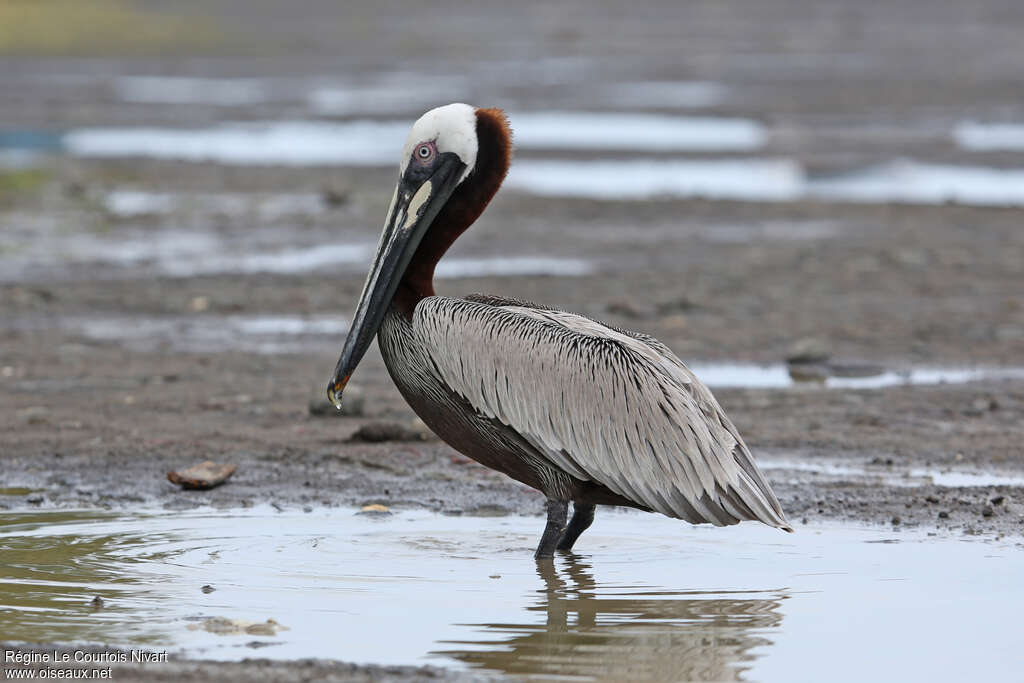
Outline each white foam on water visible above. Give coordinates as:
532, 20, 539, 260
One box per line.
112, 76, 270, 106
507, 158, 805, 201
953, 121, 1024, 151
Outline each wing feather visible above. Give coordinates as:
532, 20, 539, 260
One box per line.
414, 297, 791, 530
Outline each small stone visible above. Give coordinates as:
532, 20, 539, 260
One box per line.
938, 511, 949, 519
167, 461, 238, 490
201, 585, 215, 594
982, 505, 994, 518
349, 421, 427, 443
925, 495, 940, 504
90, 596, 104, 608
27, 494, 43, 504
891, 516, 900, 525
991, 495, 1005, 506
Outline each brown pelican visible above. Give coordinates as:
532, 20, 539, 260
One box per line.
328, 103, 791, 559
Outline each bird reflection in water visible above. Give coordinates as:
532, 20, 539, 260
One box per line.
434, 555, 786, 681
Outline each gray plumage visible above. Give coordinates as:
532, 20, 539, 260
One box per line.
379, 295, 791, 532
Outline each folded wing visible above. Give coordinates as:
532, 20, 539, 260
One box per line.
414, 297, 791, 530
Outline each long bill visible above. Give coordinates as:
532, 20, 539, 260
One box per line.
327, 156, 465, 409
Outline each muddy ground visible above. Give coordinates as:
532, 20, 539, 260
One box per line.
2, 0, 1024, 680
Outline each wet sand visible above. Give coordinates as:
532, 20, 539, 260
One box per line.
2, 0, 1024, 680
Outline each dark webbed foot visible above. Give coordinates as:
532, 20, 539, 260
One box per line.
556, 502, 595, 551
535, 498, 568, 560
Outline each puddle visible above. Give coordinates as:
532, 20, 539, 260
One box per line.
1, 506, 1022, 681
102, 190, 326, 220
953, 122, 1024, 151
807, 160, 1024, 206
435, 256, 593, 278
509, 113, 764, 151
689, 362, 1024, 389
63, 121, 411, 166
508, 158, 805, 201
508, 158, 1024, 207
63, 113, 765, 165
63, 314, 349, 354
759, 458, 1024, 489
1, 222, 591, 281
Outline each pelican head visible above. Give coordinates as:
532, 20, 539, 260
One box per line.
328, 103, 511, 408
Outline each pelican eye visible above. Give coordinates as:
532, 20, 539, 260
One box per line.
414, 142, 435, 162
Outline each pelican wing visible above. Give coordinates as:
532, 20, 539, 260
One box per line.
414, 297, 791, 529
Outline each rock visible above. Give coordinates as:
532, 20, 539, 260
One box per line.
90, 596, 104, 609
981, 505, 994, 517
991, 495, 1005, 506
201, 585, 215, 594
348, 421, 427, 443
786, 337, 831, 364
309, 383, 365, 417
167, 461, 238, 490
891, 516, 901, 525
938, 511, 949, 519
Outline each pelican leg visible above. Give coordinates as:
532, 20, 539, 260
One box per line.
556, 502, 595, 551
535, 498, 568, 560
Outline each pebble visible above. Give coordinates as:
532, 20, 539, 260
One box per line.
349, 421, 428, 443
938, 511, 949, 519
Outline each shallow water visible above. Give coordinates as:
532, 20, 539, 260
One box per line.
1, 507, 1021, 681
953, 121, 1024, 151
63, 314, 349, 354
690, 362, 1024, 389
759, 458, 1024, 489
508, 158, 1024, 206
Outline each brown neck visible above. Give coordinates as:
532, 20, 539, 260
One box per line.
393, 108, 511, 318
